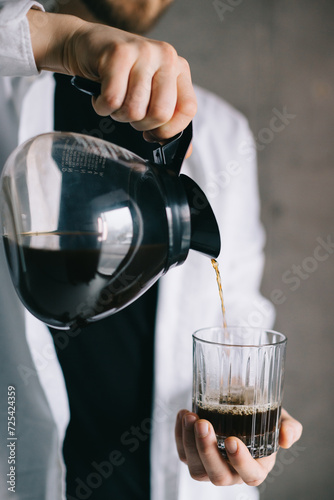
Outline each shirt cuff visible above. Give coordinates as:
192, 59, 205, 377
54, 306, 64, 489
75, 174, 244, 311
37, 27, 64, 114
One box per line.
0, 1, 45, 77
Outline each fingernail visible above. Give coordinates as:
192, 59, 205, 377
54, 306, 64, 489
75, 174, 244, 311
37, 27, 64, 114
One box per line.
225, 438, 238, 455
184, 414, 197, 428
195, 421, 209, 438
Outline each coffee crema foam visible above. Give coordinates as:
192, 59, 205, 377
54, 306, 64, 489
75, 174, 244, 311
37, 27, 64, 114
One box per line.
196, 402, 279, 416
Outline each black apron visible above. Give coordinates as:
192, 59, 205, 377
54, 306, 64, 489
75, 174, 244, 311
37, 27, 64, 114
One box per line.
49, 73, 158, 500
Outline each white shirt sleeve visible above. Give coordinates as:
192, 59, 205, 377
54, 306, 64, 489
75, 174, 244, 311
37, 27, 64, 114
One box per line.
0, 1, 45, 76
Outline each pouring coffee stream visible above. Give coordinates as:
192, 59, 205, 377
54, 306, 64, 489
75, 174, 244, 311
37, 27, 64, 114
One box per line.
211, 259, 228, 331
1, 77, 221, 330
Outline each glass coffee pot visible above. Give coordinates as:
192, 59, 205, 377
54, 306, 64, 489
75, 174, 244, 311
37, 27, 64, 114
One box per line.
1, 78, 220, 330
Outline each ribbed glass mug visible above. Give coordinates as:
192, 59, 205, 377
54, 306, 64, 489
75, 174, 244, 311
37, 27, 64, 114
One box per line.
192, 326, 287, 458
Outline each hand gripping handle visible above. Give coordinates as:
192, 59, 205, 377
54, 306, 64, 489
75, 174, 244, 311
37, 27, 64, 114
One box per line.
71, 76, 192, 174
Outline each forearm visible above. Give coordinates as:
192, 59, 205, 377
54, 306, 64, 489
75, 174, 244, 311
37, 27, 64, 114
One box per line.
27, 8, 86, 74
23, 6, 197, 140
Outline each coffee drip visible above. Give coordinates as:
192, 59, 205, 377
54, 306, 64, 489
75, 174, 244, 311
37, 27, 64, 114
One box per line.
211, 259, 228, 330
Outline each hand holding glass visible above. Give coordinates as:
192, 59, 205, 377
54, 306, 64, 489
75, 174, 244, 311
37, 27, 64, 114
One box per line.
192, 326, 287, 458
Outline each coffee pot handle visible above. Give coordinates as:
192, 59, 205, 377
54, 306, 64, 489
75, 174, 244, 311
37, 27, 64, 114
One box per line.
71, 76, 192, 174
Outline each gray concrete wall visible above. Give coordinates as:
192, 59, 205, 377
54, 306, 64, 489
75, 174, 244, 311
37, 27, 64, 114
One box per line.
150, 1, 334, 498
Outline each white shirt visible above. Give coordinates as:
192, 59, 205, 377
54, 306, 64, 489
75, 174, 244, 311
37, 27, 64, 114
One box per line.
0, 2, 275, 499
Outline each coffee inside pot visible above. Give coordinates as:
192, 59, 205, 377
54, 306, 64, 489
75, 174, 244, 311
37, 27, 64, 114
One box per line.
0, 78, 220, 330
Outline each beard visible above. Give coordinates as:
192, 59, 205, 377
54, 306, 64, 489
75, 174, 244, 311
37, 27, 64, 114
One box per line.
79, 0, 174, 34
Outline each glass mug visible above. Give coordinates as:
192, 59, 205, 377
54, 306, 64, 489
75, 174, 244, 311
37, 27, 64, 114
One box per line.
192, 326, 287, 458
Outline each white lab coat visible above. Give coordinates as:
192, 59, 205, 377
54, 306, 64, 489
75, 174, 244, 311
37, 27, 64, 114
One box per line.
0, 2, 275, 499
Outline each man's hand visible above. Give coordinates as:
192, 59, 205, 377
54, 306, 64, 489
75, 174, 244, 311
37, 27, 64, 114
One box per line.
175, 408, 302, 486
27, 9, 197, 142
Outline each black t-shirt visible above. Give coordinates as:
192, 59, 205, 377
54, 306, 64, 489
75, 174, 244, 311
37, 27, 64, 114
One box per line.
50, 73, 158, 500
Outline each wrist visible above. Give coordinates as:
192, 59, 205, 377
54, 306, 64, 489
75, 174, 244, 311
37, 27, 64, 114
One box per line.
27, 8, 86, 74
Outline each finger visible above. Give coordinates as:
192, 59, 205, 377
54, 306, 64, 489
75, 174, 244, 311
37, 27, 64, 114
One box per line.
93, 75, 128, 117
143, 57, 197, 141
130, 42, 178, 132
194, 420, 241, 486
224, 437, 276, 487
130, 64, 177, 131
279, 408, 303, 449
92, 45, 137, 116
182, 413, 209, 481
111, 63, 154, 123
175, 410, 189, 463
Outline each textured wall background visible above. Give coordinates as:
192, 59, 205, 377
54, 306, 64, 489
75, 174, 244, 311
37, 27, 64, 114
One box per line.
150, 1, 334, 498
